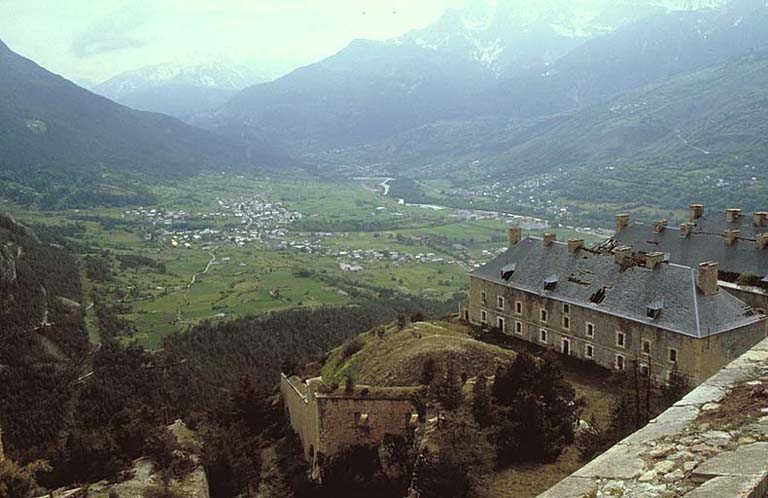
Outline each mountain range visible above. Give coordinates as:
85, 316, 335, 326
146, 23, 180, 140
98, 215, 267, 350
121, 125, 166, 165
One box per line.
0, 40, 280, 209
93, 58, 267, 120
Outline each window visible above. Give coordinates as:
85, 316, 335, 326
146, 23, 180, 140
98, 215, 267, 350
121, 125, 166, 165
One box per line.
585, 343, 594, 359
642, 339, 651, 356
561, 338, 571, 355
540, 309, 548, 323
481, 291, 487, 305
355, 412, 370, 428
615, 354, 625, 371
669, 348, 678, 364
640, 364, 649, 377
562, 316, 570, 330
497, 317, 506, 332
616, 331, 626, 348
539, 329, 548, 344
514, 320, 523, 336
563, 303, 570, 315
464, 310, 469, 321
480, 310, 488, 324
497, 296, 505, 311
585, 322, 595, 339
515, 301, 523, 315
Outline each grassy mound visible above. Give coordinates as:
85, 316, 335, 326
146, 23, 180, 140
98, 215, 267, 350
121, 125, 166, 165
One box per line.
321, 320, 516, 387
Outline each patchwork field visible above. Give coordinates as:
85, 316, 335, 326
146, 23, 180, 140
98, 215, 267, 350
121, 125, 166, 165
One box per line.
5, 173, 606, 347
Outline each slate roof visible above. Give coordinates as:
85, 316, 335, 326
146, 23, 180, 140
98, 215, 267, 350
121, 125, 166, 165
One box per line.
470, 237, 763, 338
614, 223, 768, 277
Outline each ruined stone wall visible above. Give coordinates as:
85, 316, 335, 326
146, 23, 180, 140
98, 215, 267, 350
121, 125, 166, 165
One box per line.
468, 277, 766, 384
538, 336, 768, 498
315, 396, 416, 456
721, 283, 768, 313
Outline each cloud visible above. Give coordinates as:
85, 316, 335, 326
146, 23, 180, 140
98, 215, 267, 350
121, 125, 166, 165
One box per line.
71, 7, 150, 58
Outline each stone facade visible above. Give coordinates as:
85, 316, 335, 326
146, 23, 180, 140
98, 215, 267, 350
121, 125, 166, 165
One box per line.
465, 231, 767, 385
466, 276, 766, 385
280, 375, 421, 471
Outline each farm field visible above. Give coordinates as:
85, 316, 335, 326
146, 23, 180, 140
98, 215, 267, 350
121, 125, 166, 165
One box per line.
5, 173, 606, 347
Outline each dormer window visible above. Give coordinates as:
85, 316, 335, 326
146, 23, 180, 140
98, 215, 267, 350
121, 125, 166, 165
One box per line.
544, 275, 558, 291
646, 300, 663, 320
500, 263, 517, 281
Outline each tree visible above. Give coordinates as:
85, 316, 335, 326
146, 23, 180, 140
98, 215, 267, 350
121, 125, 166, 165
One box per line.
492, 352, 580, 466
575, 415, 608, 462
661, 367, 690, 410
471, 375, 493, 427
420, 358, 437, 385
0, 458, 50, 498
431, 361, 464, 410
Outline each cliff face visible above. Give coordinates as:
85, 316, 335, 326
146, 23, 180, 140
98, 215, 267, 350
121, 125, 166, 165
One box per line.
0, 245, 17, 285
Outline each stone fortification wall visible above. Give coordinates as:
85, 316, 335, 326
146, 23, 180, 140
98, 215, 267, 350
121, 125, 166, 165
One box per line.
538, 336, 768, 498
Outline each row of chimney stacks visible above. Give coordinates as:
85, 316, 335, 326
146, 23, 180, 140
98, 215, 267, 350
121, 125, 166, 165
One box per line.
508, 227, 584, 254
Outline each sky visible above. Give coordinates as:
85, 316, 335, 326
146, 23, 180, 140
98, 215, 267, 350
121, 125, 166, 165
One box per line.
0, 0, 469, 87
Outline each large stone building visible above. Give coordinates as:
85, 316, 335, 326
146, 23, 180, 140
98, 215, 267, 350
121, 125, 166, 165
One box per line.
463, 229, 767, 384
613, 204, 768, 311
280, 374, 421, 476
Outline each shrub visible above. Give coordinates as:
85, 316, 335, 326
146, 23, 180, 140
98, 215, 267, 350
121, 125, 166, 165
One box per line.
340, 337, 364, 361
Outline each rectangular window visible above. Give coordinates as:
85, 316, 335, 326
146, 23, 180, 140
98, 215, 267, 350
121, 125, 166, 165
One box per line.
640, 364, 649, 377
481, 291, 487, 305
562, 316, 570, 330
669, 348, 678, 364
615, 354, 625, 371
515, 301, 523, 315
616, 331, 626, 349
642, 339, 651, 356
480, 310, 488, 324
539, 329, 548, 344
497, 317, 506, 332
514, 320, 523, 336
561, 338, 571, 355
586, 322, 595, 339
585, 343, 594, 359
540, 309, 548, 323
497, 296, 505, 311
563, 303, 570, 315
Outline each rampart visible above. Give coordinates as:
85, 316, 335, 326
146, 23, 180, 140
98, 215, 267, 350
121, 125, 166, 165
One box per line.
538, 336, 768, 498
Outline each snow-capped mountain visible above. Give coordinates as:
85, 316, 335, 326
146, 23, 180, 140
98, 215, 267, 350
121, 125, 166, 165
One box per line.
96, 57, 267, 99
396, 0, 729, 77
93, 57, 269, 120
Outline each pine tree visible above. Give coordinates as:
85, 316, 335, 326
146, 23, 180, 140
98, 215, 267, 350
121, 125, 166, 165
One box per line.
471, 375, 493, 427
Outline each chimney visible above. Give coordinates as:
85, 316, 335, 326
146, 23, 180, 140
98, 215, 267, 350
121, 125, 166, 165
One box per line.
653, 219, 669, 233
680, 223, 694, 238
754, 212, 768, 227
644, 252, 665, 270
723, 229, 740, 246
543, 233, 556, 247
758, 233, 768, 250
508, 226, 522, 247
697, 261, 720, 296
568, 238, 584, 254
689, 204, 704, 221
615, 213, 630, 233
726, 208, 742, 223
614, 245, 632, 265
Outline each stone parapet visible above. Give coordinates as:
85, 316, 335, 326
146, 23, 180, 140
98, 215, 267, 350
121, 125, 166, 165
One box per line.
537, 337, 768, 498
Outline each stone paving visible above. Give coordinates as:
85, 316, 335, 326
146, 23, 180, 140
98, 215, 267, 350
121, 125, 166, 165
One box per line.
538, 337, 768, 498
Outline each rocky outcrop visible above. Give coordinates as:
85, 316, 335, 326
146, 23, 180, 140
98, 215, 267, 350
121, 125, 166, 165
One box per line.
0, 245, 17, 284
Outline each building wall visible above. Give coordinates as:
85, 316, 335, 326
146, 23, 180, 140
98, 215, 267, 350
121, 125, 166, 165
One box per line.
316, 397, 417, 457
281, 375, 418, 465
280, 374, 321, 460
721, 284, 768, 313
467, 277, 766, 384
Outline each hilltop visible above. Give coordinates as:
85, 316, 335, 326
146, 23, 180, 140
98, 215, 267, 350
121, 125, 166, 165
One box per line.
321, 319, 516, 387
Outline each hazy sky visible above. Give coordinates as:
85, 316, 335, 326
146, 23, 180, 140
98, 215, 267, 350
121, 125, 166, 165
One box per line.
0, 0, 470, 86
